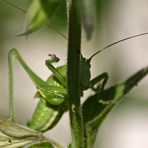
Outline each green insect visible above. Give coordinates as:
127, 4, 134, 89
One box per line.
8, 31, 148, 133
8, 48, 108, 132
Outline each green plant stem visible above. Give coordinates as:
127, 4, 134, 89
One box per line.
8, 51, 14, 121
67, 1, 85, 148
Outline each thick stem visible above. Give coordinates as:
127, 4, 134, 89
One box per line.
67, 1, 85, 147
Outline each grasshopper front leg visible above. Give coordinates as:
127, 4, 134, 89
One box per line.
89, 72, 109, 93
45, 55, 67, 88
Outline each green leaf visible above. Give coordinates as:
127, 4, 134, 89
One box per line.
68, 143, 72, 148
40, 0, 64, 17
22, 0, 66, 35
22, 0, 47, 35
0, 117, 60, 147
82, 66, 148, 147
47, 0, 67, 30
29, 142, 54, 148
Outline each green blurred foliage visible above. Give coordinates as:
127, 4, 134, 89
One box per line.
41, 0, 67, 29
95, 0, 116, 25
0, 0, 67, 56
22, 0, 67, 35
0, 0, 30, 56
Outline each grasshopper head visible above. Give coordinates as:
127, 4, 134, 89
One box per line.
46, 54, 60, 64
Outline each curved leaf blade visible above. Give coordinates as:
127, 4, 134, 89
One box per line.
22, 0, 47, 35
82, 66, 148, 147
0, 117, 59, 148
22, 0, 66, 35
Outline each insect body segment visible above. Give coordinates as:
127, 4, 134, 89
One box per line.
80, 55, 91, 91
80, 55, 109, 96
28, 99, 66, 132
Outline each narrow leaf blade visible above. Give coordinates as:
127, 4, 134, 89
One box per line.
22, 0, 47, 35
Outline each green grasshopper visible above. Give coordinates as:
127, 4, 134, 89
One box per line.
8, 49, 108, 132
8, 32, 148, 133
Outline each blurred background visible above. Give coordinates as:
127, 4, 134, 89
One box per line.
0, 0, 148, 147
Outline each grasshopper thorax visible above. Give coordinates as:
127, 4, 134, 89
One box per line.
80, 55, 91, 91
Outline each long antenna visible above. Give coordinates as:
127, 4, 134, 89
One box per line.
2, 0, 26, 13
1, 0, 67, 40
47, 25, 67, 40
89, 32, 148, 61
